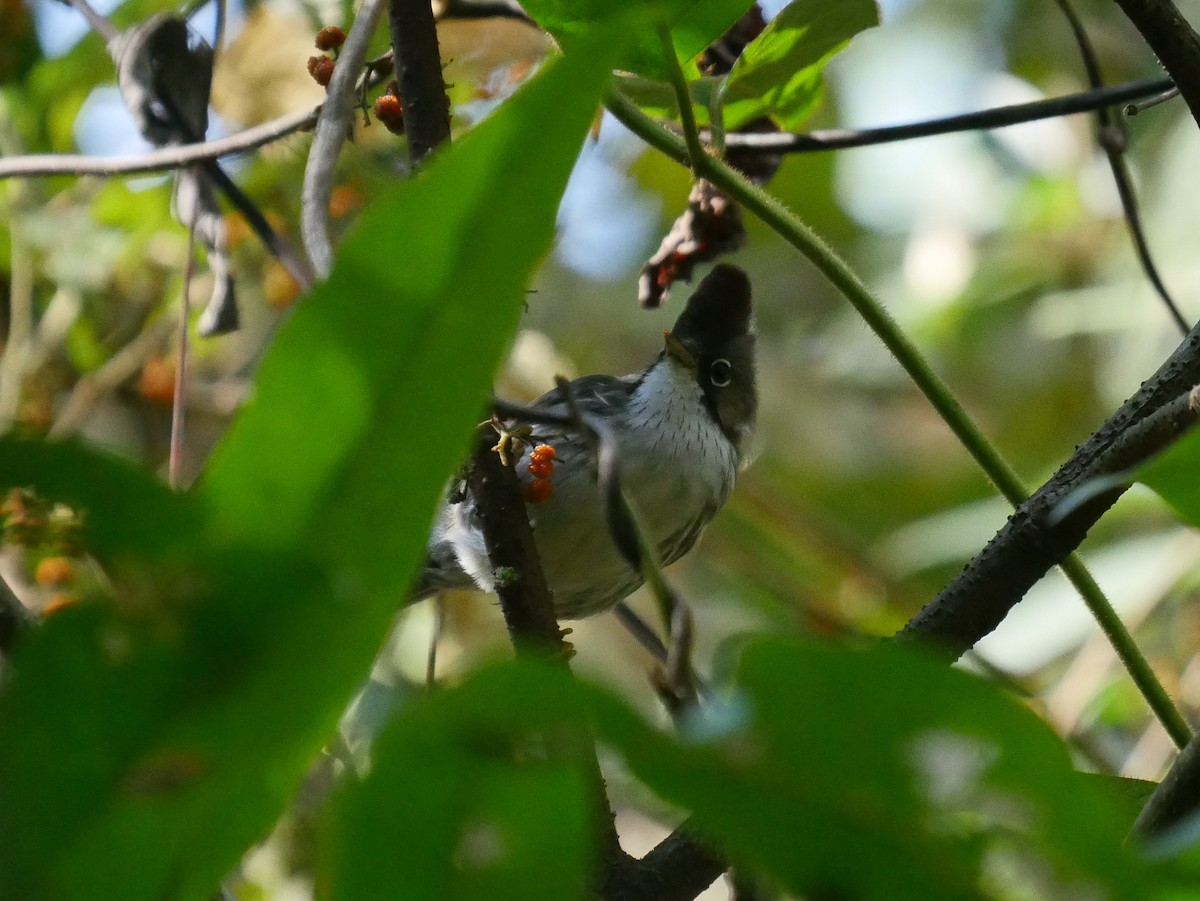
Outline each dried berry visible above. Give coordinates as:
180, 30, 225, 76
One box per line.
315, 25, 346, 51
307, 55, 335, 87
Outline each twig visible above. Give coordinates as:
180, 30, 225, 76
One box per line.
0, 106, 320, 180
49, 311, 178, 439
169, 211, 198, 489
386, 0, 451, 163
717, 77, 1175, 153
1052, 0, 1188, 333
302, 0, 387, 277
1111, 0, 1200, 131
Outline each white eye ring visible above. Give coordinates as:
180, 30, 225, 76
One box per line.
710, 358, 733, 387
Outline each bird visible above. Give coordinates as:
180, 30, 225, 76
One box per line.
415, 264, 757, 619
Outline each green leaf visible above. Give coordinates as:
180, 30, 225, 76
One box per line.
588, 638, 1153, 900
0, 34, 619, 901
1136, 428, 1200, 528
327, 666, 596, 901
723, 0, 879, 129
518, 0, 753, 79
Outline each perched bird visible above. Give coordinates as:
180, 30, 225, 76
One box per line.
416, 264, 757, 618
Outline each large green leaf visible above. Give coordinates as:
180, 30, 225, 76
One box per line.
0, 33, 618, 901
327, 669, 596, 901
589, 639, 1154, 899
723, 0, 879, 130
328, 639, 1165, 900
518, 0, 753, 79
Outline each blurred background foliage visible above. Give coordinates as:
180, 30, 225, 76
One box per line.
5, 0, 1200, 896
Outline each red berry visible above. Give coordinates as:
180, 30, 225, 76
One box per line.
307, 55, 335, 87
372, 94, 405, 134
528, 459, 554, 479
315, 26, 346, 51
531, 444, 557, 462
522, 479, 553, 505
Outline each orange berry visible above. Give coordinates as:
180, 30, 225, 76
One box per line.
36, 555, 74, 587
223, 212, 252, 250
528, 459, 554, 479
315, 25, 346, 51
42, 593, 77, 616
307, 55, 335, 87
521, 478, 553, 505
138, 356, 176, 407
531, 444, 556, 462
263, 259, 301, 310
328, 184, 363, 218
372, 94, 405, 134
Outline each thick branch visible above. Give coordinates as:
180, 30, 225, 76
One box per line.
463, 430, 625, 869
600, 821, 725, 901
387, 0, 451, 163
1112, 0, 1200, 129
464, 431, 563, 652
898, 346, 1200, 657
1135, 731, 1200, 839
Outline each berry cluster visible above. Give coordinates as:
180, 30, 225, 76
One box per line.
521, 444, 557, 505
2, 488, 86, 617
307, 26, 346, 87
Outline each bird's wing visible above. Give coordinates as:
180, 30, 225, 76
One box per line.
520, 373, 641, 426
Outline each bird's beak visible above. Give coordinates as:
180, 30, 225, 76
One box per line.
663, 330, 697, 370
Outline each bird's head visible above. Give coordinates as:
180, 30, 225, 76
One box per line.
662, 264, 757, 455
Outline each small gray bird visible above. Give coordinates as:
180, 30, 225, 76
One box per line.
416, 264, 757, 618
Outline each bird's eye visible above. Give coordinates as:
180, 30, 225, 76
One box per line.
710, 358, 733, 387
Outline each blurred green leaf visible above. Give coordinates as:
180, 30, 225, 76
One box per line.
589, 638, 1154, 900
1137, 429, 1200, 528
0, 437, 200, 560
723, 0, 879, 129
0, 33, 619, 901
328, 666, 595, 901
518, 0, 752, 79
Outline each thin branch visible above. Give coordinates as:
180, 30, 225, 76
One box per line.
49, 311, 178, 439
0, 106, 320, 180
1112, 0, 1200, 131
1052, 0, 1188, 333
169, 211, 198, 489
718, 77, 1175, 153
387, 0, 451, 163
302, 0, 387, 277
